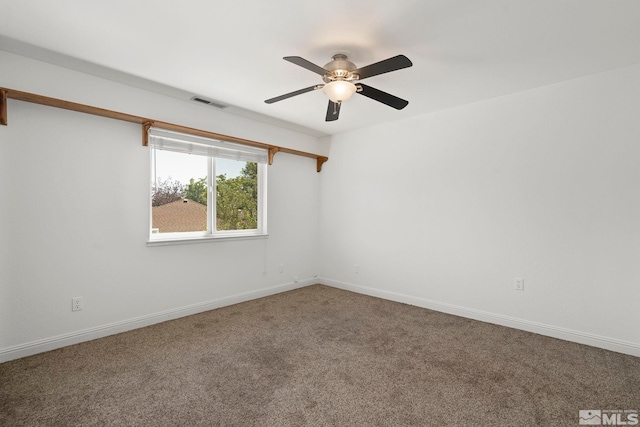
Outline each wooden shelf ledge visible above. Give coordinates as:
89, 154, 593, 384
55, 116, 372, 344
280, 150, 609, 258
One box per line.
0, 87, 328, 172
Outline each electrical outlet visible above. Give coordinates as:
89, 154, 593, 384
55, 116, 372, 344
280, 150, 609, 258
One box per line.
279, 264, 284, 273
354, 264, 360, 274
514, 278, 524, 291
72, 297, 83, 311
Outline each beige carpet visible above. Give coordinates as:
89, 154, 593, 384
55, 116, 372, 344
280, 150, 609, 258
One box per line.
1, 285, 638, 426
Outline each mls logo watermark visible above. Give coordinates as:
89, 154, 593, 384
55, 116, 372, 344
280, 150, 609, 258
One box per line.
580, 411, 602, 425
579, 409, 639, 425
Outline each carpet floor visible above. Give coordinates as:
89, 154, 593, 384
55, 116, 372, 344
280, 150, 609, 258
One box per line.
1, 285, 638, 426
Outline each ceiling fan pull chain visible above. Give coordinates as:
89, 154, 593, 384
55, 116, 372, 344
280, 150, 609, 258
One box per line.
333, 101, 341, 115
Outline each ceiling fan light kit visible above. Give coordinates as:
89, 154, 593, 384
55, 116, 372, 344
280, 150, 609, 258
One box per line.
265, 53, 413, 121
322, 80, 357, 103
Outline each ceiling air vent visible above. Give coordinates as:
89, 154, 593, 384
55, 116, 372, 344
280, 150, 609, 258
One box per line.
190, 96, 228, 110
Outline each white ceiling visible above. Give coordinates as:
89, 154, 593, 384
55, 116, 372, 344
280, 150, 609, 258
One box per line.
2, 0, 640, 137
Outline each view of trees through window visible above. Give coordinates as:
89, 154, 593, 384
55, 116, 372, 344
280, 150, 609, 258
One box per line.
151, 152, 258, 233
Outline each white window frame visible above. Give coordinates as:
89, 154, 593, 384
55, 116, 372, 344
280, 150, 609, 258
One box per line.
147, 128, 268, 245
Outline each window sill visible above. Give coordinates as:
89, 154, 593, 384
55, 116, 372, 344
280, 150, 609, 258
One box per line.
147, 233, 268, 247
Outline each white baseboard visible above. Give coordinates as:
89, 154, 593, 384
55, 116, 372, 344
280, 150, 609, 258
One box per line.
319, 278, 640, 358
0, 278, 313, 364
4, 277, 638, 363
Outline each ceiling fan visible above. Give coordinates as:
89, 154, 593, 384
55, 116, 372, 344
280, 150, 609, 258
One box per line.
265, 53, 413, 121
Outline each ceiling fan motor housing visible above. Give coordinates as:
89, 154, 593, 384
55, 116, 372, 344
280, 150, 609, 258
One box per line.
323, 54, 359, 83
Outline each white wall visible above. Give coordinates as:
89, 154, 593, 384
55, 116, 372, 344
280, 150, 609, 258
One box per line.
0, 51, 322, 361
2, 49, 640, 361
320, 63, 640, 356
0, 51, 328, 156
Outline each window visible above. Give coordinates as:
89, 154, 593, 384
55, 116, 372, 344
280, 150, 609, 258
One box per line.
148, 128, 267, 243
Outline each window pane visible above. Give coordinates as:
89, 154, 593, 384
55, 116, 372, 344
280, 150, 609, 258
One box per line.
216, 159, 258, 231
151, 150, 208, 233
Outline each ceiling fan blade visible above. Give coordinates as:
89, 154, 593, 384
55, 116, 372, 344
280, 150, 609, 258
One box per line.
356, 84, 409, 110
265, 85, 322, 104
352, 55, 413, 80
283, 56, 328, 76
325, 101, 341, 121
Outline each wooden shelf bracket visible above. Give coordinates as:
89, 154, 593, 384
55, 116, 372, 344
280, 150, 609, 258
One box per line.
142, 121, 154, 146
0, 89, 7, 126
268, 146, 280, 165
317, 156, 329, 172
